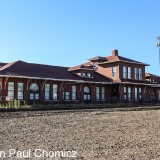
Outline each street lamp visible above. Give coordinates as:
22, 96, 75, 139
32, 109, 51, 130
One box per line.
156, 36, 160, 65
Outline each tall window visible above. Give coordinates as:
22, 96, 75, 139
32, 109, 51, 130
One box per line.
128, 87, 132, 100
101, 87, 105, 100
124, 87, 127, 100
128, 67, 131, 79
18, 83, 24, 100
135, 87, 138, 100
63, 92, 70, 100
134, 68, 138, 79
139, 88, 142, 99
123, 66, 127, 78
8, 82, 14, 100
159, 89, 160, 101
96, 87, 100, 100
45, 84, 50, 100
84, 86, 91, 100
53, 84, 58, 100
139, 68, 142, 80
72, 85, 77, 100
112, 67, 116, 77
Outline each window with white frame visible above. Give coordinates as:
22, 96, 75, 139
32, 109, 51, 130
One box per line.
112, 67, 116, 77
101, 87, 105, 100
8, 82, 14, 100
128, 67, 131, 79
53, 84, 58, 100
128, 87, 132, 100
45, 84, 50, 100
18, 83, 24, 100
124, 87, 127, 100
96, 87, 100, 100
72, 85, 77, 100
135, 87, 138, 100
134, 68, 138, 79
139, 68, 142, 80
63, 92, 70, 100
123, 66, 127, 78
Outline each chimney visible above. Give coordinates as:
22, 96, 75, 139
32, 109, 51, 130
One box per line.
112, 49, 118, 56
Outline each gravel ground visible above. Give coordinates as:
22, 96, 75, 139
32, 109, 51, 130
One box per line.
0, 108, 160, 160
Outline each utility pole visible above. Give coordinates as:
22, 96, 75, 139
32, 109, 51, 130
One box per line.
156, 36, 160, 65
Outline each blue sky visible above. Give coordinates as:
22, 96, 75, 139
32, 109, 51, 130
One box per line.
0, 0, 160, 74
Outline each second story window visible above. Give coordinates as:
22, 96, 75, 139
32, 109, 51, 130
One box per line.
123, 66, 127, 78
139, 68, 142, 80
112, 67, 116, 77
134, 68, 138, 79
128, 67, 131, 79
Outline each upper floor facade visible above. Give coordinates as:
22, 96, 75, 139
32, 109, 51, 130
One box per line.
69, 49, 150, 83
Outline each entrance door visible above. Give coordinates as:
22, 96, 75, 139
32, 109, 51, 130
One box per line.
29, 83, 39, 104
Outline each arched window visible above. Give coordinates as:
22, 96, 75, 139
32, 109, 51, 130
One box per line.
84, 86, 90, 93
84, 86, 91, 101
29, 83, 39, 101
29, 83, 39, 91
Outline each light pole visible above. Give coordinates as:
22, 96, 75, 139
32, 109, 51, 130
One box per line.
156, 36, 160, 65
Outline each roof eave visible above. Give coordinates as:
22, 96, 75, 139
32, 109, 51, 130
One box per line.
98, 60, 150, 66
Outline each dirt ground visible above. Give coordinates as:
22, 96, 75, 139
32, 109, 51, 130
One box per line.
0, 108, 160, 160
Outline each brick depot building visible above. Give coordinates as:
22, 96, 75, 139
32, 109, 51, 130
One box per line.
0, 49, 160, 104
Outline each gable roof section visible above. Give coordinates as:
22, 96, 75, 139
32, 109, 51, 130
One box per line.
68, 61, 94, 71
0, 60, 111, 83
145, 73, 160, 78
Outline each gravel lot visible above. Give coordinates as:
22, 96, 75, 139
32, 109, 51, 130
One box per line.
0, 108, 160, 160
